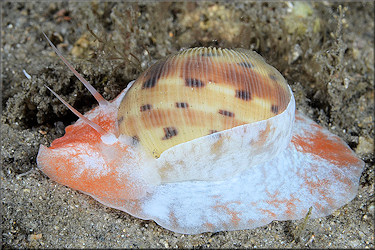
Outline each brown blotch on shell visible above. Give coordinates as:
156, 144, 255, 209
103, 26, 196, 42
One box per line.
219, 109, 235, 117
185, 78, 205, 88
162, 127, 178, 140
141, 58, 168, 89
142, 77, 158, 89
271, 105, 279, 114
209, 130, 219, 134
238, 62, 253, 68
140, 104, 152, 112
235, 90, 252, 101
176, 102, 189, 108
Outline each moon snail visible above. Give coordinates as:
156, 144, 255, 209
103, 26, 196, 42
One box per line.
37, 33, 364, 234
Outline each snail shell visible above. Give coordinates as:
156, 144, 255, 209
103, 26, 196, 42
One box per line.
37, 43, 364, 234
118, 48, 290, 158
116, 48, 294, 183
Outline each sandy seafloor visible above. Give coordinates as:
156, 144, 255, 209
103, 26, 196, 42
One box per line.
1, 1, 374, 248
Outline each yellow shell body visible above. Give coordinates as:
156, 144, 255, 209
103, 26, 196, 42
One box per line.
118, 48, 291, 158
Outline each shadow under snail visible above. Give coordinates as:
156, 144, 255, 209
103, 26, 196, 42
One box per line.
37, 33, 364, 234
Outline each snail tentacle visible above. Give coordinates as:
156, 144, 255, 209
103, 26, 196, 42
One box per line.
44, 85, 117, 143
42, 32, 109, 107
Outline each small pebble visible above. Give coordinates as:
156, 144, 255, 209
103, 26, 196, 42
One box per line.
29, 233, 42, 241
356, 136, 374, 154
